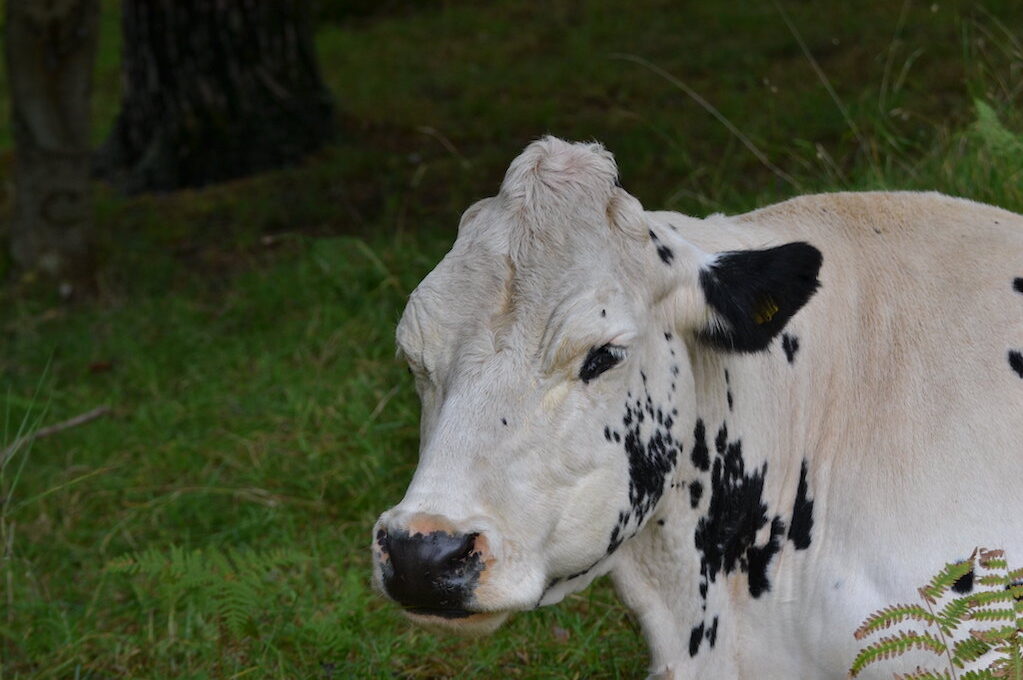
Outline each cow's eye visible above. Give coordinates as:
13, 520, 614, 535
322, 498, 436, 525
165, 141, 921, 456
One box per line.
579, 343, 627, 383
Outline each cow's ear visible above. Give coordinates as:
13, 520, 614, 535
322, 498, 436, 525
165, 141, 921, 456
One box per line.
696, 242, 822, 352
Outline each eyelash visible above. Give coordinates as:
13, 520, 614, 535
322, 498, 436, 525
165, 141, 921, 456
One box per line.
579, 343, 627, 383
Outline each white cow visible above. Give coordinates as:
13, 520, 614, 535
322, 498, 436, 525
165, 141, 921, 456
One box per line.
372, 137, 1023, 678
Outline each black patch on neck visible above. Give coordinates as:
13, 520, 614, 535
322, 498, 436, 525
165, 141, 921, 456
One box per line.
787, 459, 814, 550
1010, 350, 1023, 378
1014, 277, 1023, 294
706, 616, 719, 648
689, 480, 703, 508
622, 394, 679, 522
648, 229, 675, 265
606, 385, 681, 556
698, 242, 822, 352
691, 419, 710, 471
724, 369, 734, 410
781, 333, 800, 364
715, 423, 728, 455
693, 428, 785, 599
746, 517, 786, 598
952, 568, 974, 594
689, 622, 704, 657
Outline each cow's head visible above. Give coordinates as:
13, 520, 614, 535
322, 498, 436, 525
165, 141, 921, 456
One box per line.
371, 137, 821, 633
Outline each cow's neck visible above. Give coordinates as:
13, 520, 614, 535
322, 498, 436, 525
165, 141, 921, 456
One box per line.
612, 341, 817, 679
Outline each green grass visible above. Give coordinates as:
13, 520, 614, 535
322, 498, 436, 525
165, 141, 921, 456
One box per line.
1, 0, 1023, 677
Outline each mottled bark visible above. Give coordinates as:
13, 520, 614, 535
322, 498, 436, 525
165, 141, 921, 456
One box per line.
5, 0, 100, 282
96, 0, 336, 193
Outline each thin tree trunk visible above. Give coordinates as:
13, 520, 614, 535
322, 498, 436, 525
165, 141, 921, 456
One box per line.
5, 0, 100, 286
95, 0, 336, 193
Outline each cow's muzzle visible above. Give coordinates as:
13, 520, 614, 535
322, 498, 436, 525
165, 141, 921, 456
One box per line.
376, 527, 483, 617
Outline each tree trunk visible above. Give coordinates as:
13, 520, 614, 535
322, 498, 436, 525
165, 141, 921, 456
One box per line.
95, 0, 336, 194
5, 0, 100, 285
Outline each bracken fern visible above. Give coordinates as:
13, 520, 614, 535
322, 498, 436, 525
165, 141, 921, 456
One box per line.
850, 549, 1023, 679
107, 545, 307, 638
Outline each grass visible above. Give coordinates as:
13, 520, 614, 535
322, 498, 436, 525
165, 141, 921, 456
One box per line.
1, 0, 1023, 677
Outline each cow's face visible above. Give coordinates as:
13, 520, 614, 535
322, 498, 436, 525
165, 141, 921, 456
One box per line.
371, 137, 821, 634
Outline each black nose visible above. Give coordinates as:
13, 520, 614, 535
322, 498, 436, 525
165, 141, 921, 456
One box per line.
378, 529, 483, 617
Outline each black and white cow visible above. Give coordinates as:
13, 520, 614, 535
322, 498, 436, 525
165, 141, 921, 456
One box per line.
372, 137, 1023, 678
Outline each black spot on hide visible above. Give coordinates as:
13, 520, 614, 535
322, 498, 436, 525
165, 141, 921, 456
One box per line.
787, 459, 814, 550
693, 427, 785, 599
689, 480, 703, 508
604, 379, 681, 555
952, 568, 974, 594
691, 420, 710, 471
501, 418, 508, 426
622, 394, 679, 523
689, 622, 704, 657
607, 511, 627, 555
657, 519, 665, 526
746, 516, 786, 598
781, 333, 800, 364
648, 228, 675, 264
698, 242, 822, 352
1010, 350, 1023, 379
601, 309, 606, 317
715, 423, 728, 455
706, 616, 719, 648
1014, 278, 1023, 294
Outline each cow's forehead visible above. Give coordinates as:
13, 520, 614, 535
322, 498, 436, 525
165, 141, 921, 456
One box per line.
398, 138, 651, 366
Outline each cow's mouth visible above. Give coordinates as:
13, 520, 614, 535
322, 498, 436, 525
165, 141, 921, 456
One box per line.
406, 606, 474, 619
402, 608, 509, 635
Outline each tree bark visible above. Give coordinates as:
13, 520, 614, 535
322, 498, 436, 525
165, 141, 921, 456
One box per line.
95, 0, 336, 193
5, 0, 100, 284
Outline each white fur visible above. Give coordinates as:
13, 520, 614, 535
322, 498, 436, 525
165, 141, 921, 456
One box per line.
373, 137, 1023, 678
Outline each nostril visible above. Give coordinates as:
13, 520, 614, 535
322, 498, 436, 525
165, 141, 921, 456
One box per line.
423, 531, 478, 567
379, 529, 485, 614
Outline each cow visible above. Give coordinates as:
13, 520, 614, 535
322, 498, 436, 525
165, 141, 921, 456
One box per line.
371, 136, 1023, 678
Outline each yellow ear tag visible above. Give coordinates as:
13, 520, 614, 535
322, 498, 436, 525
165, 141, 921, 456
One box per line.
754, 297, 779, 325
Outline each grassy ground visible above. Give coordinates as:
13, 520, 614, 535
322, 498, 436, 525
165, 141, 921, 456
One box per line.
2, 1, 1023, 677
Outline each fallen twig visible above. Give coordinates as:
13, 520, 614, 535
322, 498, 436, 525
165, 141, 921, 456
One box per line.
0, 405, 112, 466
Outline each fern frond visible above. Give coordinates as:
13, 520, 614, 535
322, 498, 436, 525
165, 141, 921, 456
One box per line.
970, 608, 1018, 623
970, 591, 1018, 607
893, 667, 953, 679
855, 604, 940, 640
849, 631, 948, 677
980, 574, 1011, 588
939, 596, 975, 631
970, 626, 1019, 644
218, 579, 258, 637
978, 550, 1007, 571
921, 558, 977, 604
959, 670, 997, 680
953, 636, 993, 666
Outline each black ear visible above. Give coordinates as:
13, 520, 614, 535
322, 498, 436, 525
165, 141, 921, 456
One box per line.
697, 242, 822, 352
